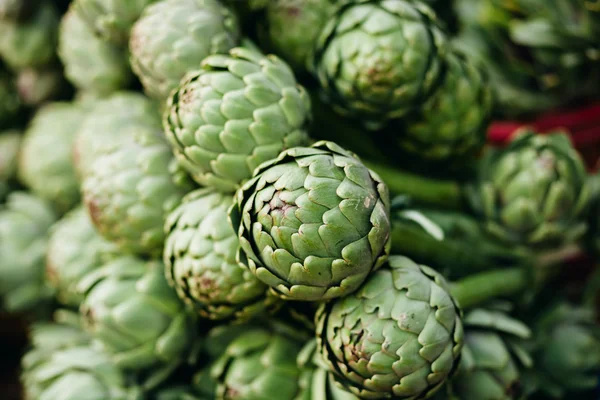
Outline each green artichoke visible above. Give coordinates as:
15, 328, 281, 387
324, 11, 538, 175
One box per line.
82, 124, 192, 256
16, 67, 66, 106
229, 141, 391, 301
164, 47, 311, 192
46, 206, 117, 308
454, 0, 600, 116
22, 345, 141, 400
525, 303, 600, 398
0, 192, 56, 312
316, 255, 464, 399
312, 0, 447, 126
448, 307, 533, 400
79, 255, 197, 372
468, 129, 590, 248
73, 0, 159, 44
0, 130, 21, 199
383, 50, 492, 164
0, 2, 58, 70
129, 0, 240, 100
19, 102, 85, 213
59, 6, 132, 96
210, 326, 306, 399
164, 188, 279, 321
261, 0, 339, 71
0, 72, 19, 126
73, 91, 161, 179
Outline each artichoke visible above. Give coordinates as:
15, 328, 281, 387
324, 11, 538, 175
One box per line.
0, 72, 19, 126
468, 129, 590, 248
448, 307, 533, 400
164, 47, 311, 192
129, 0, 240, 100
229, 141, 391, 301
73, 91, 161, 179
0, 130, 21, 199
19, 102, 85, 213
261, 0, 339, 71
82, 124, 192, 256
46, 206, 117, 308
16, 67, 66, 106
210, 326, 306, 399
382, 50, 492, 164
316, 255, 464, 399
22, 345, 141, 400
73, 0, 159, 44
312, 0, 447, 126
0, 1, 58, 70
0, 192, 56, 312
59, 6, 132, 96
164, 188, 279, 321
79, 255, 197, 372
526, 303, 600, 398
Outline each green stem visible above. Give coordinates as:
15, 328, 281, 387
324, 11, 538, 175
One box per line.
364, 160, 464, 210
450, 268, 529, 309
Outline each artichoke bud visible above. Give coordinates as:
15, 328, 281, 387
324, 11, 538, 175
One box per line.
79, 256, 198, 372
164, 187, 281, 322
471, 129, 590, 247
164, 46, 311, 192
230, 140, 391, 301
316, 255, 464, 399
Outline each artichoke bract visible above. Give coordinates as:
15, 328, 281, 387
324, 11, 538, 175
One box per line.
0, 2, 58, 70
46, 206, 117, 308
230, 141, 391, 301
469, 129, 590, 247
313, 0, 447, 126
82, 124, 192, 257
19, 102, 86, 213
449, 307, 533, 400
73, 91, 161, 179
129, 0, 240, 100
262, 0, 339, 71
384, 50, 492, 164
79, 256, 197, 372
527, 303, 600, 398
210, 327, 306, 399
164, 188, 279, 321
73, 0, 159, 44
164, 47, 311, 192
0, 192, 57, 313
316, 255, 464, 399
59, 6, 132, 97
16, 67, 66, 106
22, 345, 141, 400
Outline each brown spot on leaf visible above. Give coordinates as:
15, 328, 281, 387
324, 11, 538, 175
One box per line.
86, 197, 103, 227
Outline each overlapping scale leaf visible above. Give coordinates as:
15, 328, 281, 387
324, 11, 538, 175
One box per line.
19, 102, 86, 213
313, 0, 447, 127
164, 47, 311, 192
470, 129, 590, 247
129, 0, 240, 100
82, 124, 192, 257
0, 192, 57, 313
0, 2, 58, 70
58, 6, 132, 97
16, 67, 67, 106
230, 141, 391, 301
164, 188, 279, 321
46, 206, 118, 308
78, 256, 197, 372
316, 255, 463, 399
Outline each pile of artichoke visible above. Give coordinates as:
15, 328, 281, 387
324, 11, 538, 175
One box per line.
0, 1, 599, 399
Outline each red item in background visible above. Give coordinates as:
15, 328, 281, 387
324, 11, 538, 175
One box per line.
488, 103, 600, 169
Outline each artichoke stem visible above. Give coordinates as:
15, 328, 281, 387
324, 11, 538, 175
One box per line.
363, 161, 463, 210
450, 267, 529, 309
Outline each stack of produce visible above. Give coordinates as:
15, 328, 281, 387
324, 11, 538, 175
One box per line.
0, 1, 599, 399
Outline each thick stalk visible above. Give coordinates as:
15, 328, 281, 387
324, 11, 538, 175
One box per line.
364, 160, 464, 210
450, 268, 529, 309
